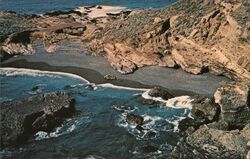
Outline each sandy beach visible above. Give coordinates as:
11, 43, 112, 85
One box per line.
75, 5, 127, 18
1, 40, 230, 96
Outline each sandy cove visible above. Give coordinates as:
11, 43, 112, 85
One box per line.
1, 40, 230, 96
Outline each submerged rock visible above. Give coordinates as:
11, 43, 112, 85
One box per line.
126, 114, 144, 125
142, 99, 156, 105
0, 91, 75, 147
148, 87, 174, 100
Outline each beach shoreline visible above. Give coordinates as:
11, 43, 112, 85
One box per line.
0, 40, 230, 97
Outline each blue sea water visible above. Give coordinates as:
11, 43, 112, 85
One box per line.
0, 68, 188, 158
0, 0, 176, 14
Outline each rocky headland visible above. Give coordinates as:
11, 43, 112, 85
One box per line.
0, 0, 249, 158
0, 91, 75, 147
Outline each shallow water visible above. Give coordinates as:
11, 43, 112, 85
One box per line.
0, 68, 189, 159
0, 0, 176, 14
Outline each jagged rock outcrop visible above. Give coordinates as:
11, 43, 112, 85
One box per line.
191, 96, 220, 122
0, 91, 75, 147
2, 31, 35, 55
178, 96, 220, 132
0, 11, 34, 60
148, 86, 174, 100
175, 82, 250, 158
185, 125, 248, 159
214, 82, 250, 129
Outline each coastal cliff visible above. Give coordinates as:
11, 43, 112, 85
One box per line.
86, 0, 250, 82
1, 0, 249, 83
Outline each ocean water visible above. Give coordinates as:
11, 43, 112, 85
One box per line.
0, 68, 190, 159
0, 0, 176, 14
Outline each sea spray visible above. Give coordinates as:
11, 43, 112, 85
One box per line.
0, 67, 90, 83
142, 90, 194, 109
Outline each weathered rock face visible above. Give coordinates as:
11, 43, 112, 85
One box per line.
191, 96, 220, 122
215, 82, 250, 112
174, 122, 250, 159
186, 126, 248, 159
86, 0, 250, 82
0, 91, 75, 147
178, 96, 220, 132
148, 86, 174, 100
214, 82, 250, 129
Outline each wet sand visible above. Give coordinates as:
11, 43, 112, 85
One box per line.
1, 40, 230, 96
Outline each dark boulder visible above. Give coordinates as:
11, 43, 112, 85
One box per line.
126, 114, 144, 125
141, 145, 158, 153
104, 74, 117, 80
148, 86, 174, 100
44, 10, 82, 16
178, 117, 199, 132
0, 91, 75, 147
135, 125, 144, 132
142, 99, 156, 105
178, 96, 220, 132
191, 96, 220, 123
96, 6, 102, 9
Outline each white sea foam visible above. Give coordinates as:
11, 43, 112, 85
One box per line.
142, 90, 194, 109
0, 96, 13, 102
141, 90, 166, 103
34, 123, 77, 141
166, 96, 194, 109
84, 155, 106, 159
166, 116, 186, 132
97, 83, 148, 91
0, 67, 90, 83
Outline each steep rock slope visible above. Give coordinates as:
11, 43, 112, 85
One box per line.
87, 0, 250, 82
